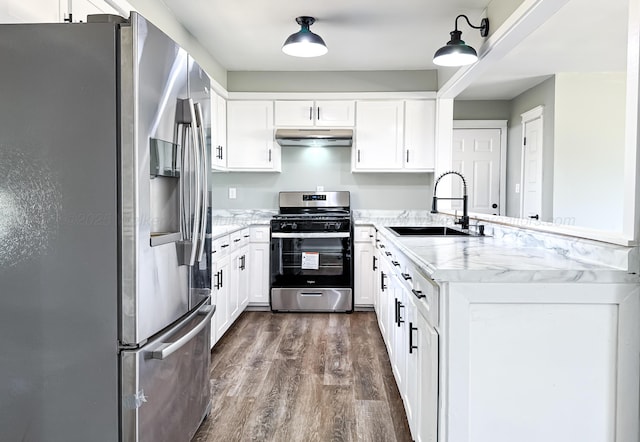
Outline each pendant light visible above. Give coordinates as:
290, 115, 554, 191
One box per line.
282, 16, 328, 58
433, 15, 489, 67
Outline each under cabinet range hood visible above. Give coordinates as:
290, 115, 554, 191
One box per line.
275, 128, 353, 147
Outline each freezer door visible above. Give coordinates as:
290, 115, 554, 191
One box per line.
121, 300, 214, 442
0, 22, 120, 441
121, 12, 201, 345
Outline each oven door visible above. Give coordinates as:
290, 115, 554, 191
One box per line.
270, 232, 352, 289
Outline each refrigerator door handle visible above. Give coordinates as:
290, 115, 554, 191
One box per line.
149, 304, 215, 360
186, 98, 202, 267
194, 102, 208, 263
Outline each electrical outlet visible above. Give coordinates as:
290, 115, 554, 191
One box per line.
228, 187, 236, 199
515, 184, 520, 194
316, 185, 324, 191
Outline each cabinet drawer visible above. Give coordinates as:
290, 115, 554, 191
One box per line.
212, 235, 231, 259
230, 228, 250, 250
354, 226, 375, 243
250, 225, 271, 243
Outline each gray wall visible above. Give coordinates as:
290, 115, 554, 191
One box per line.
453, 100, 511, 120
507, 76, 555, 219
211, 148, 433, 210
227, 70, 438, 93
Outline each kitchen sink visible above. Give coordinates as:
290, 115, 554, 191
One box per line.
388, 226, 470, 236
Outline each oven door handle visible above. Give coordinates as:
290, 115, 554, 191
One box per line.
271, 232, 351, 239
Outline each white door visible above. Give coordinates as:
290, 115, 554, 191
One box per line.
452, 128, 502, 215
520, 107, 544, 220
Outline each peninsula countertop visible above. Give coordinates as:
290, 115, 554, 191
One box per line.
368, 222, 639, 284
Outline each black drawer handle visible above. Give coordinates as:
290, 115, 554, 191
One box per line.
244, 234, 250, 238
409, 322, 418, 354
401, 273, 412, 280
391, 261, 400, 267
221, 244, 229, 248
234, 238, 241, 243
412, 289, 425, 299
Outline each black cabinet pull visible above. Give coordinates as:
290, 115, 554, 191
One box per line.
385, 251, 392, 256
397, 302, 405, 325
309, 106, 313, 120
220, 269, 223, 287
357, 149, 361, 162
401, 273, 412, 280
394, 298, 399, 325
317, 106, 320, 120
214, 271, 220, 289
240, 255, 246, 270
372, 256, 377, 271
412, 289, 425, 299
234, 238, 241, 243
244, 234, 250, 238
380, 271, 387, 291
392, 260, 400, 267
268, 149, 272, 162
406, 150, 410, 163
379, 244, 385, 249
221, 244, 229, 248
409, 322, 418, 354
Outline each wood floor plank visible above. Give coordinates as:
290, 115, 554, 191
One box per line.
324, 318, 353, 386
355, 400, 398, 442
193, 312, 413, 442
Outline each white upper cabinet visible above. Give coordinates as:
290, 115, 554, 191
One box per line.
404, 100, 436, 171
275, 100, 355, 127
353, 100, 436, 172
354, 100, 405, 170
210, 92, 227, 170
226, 100, 280, 171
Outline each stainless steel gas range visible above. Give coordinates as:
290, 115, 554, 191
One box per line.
270, 191, 353, 312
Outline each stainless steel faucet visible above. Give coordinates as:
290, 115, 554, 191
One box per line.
431, 171, 469, 230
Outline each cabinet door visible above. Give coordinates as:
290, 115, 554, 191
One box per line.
227, 101, 278, 170
274, 100, 315, 127
211, 93, 227, 170
238, 246, 249, 311
213, 256, 230, 343
228, 249, 242, 321
354, 242, 374, 307
315, 101, 355, 127
354, 101, 404, 170
416, 310, 438, 442
404, 100, 436, 171
390, 274, 408, 397
405, 295, 420, 438
249, 242, 270, 304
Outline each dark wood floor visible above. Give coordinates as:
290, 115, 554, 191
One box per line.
193, 311, 412, 442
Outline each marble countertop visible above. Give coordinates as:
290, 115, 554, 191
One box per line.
207, 208, 638, 283
374, 224, 638, 284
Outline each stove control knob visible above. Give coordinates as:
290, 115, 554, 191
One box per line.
280, 222, 287, 230
335, 222, 342, 230
291, 223, 298, 230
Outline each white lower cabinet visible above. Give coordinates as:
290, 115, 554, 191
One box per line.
211, 226, 270, 348
354, 225, 376, 307
248, 226, 270, 306
374, 232, 440, 442
212, 253, 230, 348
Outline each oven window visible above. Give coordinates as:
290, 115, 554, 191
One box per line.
270, 237, 352, 287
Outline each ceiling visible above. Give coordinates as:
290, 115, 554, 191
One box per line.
159, 0, 628, 100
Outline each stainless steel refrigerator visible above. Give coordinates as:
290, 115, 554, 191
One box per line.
0, 12, 213, 442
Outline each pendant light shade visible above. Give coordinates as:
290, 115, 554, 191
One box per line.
433, 16, 489, 67
282, 16, 328, 58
